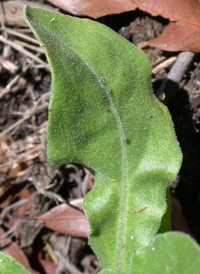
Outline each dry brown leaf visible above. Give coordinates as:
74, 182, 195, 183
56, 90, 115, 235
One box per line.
132, 0, 200, 27
46, 0, 137, 18
47, 0, 200, 52
1, 1, 59, 27
37, 199, 89, 238
171, 197, 194, 237
38, 259, 57, 274
0, 227, 37, 273
148, 21, 200, 53
132, 0, 200, 52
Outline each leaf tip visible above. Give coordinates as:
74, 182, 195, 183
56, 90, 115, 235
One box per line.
23, 4, 33, 27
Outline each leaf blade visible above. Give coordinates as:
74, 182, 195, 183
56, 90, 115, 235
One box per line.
0, 252, 30, 274
24, 6, 182, 272
131, 232, 200, 274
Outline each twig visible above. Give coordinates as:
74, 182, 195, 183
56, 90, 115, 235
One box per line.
157, 51, 195, 103
0, 92, 50, 138
0, 55, 18, 73
0, 1, 6, 31
137, 41, 149, 48
43, 240, 59, 264
0, 35, 49, 70
2, 27, 40, 45
0, 56, 38, 100
0, 221, 20, 242
166, 52, 195, 83
1, 199, 30, 220
152, 56, 177, 74
14, 39, 44, 54
55, 251, 81, 274
32, 179, 66, 204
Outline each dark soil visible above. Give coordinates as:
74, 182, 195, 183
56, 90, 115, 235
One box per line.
0, 1, 200, 273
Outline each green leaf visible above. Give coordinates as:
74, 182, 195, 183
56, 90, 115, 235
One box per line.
0, 252, 31, 274
24, 6, 182, 273
99, 269, 123, 274
131, 232, 200, 274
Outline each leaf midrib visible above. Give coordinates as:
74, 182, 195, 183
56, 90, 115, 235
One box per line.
48, 37, 130, 270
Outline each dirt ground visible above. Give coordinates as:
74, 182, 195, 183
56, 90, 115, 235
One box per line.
0, 1, 200, 273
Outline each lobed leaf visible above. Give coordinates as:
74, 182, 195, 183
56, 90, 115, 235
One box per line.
24, 6, 182, 273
